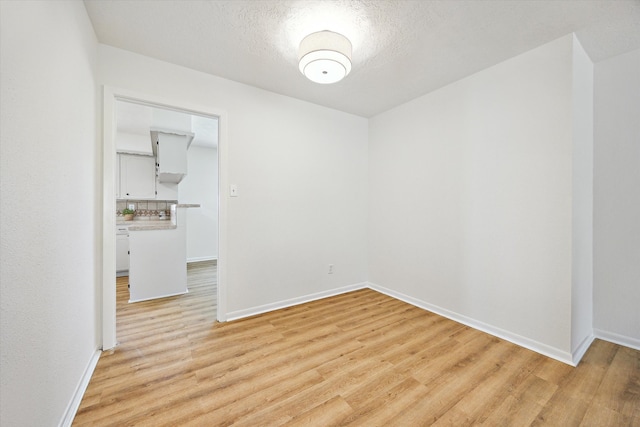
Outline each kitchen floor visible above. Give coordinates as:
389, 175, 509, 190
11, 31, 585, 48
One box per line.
115, 260, 217, 331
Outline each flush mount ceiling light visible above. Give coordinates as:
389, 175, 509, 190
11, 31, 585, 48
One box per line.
298, 30, 352, 84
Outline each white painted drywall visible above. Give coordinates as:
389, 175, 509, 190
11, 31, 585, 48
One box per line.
98, 45, 369, 315
369, 35, 577, 357
594, 48, 640, 345
570, 35, 594, 355
179, 145, 219, 261
152, 107, 191, 131
0, 1, 99, 425
116, 130, 153, 155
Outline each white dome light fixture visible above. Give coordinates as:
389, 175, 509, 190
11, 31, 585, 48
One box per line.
298, 30, 352, 84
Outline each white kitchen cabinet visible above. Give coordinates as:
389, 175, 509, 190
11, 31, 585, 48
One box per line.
151, 130, 193, 183
119, 154, 156, 199
116, 230, 129, 276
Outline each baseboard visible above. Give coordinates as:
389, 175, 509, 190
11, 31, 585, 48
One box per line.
59, 348, 101, 427
594, 329, 640, 351
572, 333, 595, 365
187, 256, 217, 263
226, 282, 369, 321
367, 282, 575, 366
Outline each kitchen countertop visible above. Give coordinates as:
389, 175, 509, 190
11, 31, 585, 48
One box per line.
117, 220, 176, 231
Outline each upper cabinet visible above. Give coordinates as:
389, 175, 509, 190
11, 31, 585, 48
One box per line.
151, 129, 194, 184
119, 154, 156, 199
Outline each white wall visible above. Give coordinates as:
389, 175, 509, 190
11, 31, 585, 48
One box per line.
594, 48, 640, 347
116, 131, 153, 155
369, 35, 583, 361
570, 35, 594, 356
180, 145, 219, 262
0, 2, 100, 425
98, 45, 369, 317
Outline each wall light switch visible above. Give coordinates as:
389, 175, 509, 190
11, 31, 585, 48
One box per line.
230, 184, 239, 197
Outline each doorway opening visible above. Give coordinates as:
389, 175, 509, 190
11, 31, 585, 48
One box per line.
102, 87, 227, 350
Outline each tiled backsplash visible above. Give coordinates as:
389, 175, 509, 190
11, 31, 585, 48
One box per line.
116, 200, 177, 220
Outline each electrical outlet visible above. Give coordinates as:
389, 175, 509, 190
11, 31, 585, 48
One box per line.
128, 204, 135, 211
328, 264, 334, 274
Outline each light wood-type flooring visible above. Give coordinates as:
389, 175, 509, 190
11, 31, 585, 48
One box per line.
75, 261, 640, 426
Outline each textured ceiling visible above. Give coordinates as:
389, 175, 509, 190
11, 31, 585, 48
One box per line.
84, 0, 640, 118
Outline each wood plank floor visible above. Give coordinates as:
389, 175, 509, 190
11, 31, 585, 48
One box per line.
75, 262, 640, 426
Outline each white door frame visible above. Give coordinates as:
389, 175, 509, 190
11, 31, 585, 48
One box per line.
102, 86, 228, 350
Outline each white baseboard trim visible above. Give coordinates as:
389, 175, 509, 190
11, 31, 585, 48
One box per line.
594, 329, 640, 351
572, 333, 596, 365
367, 282, 575, 366
187, 256, 217, 263
59, 348, 101, 427
226, 282, 368, 321
219, 281, 627, 366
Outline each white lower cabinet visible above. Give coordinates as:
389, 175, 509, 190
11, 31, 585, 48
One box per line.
116, 232, 129, 275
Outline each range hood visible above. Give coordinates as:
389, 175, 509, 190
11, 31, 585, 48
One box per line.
150, 128, 195, 184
